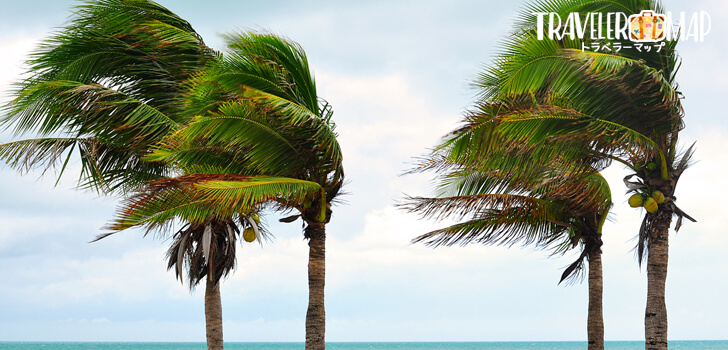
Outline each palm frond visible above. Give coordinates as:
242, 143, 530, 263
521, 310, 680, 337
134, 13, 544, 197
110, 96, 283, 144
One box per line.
0, 0, 215, 194
195, 176, 323, 212
411, 208, 572, 250
4, 81, 178, 144
0, 137, 81, 175
222, 32, 318, 113
104, 173, 321, 236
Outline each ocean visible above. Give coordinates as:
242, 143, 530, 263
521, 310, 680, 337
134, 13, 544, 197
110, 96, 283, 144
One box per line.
0, 342, 726, 350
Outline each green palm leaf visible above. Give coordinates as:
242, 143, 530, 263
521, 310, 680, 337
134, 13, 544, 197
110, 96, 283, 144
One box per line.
1, 0, 214, 193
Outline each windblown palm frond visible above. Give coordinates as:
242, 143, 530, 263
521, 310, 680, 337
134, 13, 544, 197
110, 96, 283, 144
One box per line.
438, 99, 658, 171
102, 173, 314, 236
404, 170, 610, 284
0, 0, 214, 193
99, 174, 273, 290
180, 32, 344, 190
403, 114, 612, 283
150, 32, 344, 225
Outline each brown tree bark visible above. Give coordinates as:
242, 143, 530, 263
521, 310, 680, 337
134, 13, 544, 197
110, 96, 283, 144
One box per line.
587, 249, 604, 350
305, 222, 326, 350
205, 277, 224, 350
645, 209, 672, 350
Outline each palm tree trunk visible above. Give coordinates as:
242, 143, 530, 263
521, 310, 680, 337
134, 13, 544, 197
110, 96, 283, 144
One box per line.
205, 276, 224, 350
305, 222, 326, 350
587, 249, 604, 350
645, 210, 671, 350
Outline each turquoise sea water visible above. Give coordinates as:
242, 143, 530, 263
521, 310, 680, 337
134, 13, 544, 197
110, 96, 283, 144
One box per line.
1, 342, 727, 350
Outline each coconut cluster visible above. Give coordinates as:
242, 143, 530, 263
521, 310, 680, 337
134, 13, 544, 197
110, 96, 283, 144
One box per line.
628, 190, 665, 213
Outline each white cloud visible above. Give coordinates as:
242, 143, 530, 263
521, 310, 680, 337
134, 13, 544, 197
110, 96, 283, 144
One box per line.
0, 35, 37, 105
0, 246, 182, 307
317, 71, 459, 170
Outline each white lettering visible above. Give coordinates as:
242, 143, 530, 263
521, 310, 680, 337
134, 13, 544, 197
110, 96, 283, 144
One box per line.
615, 13, 629, 40
606, 13, 614, 39
534, 12, 548, 40
686, 12, 699, 41
700, 11, 711, 42
575, 12, 590, 39
597, 13, 604, 39
533, 11, 709, 42
549, 13, 563, 40
590, 13, 599, 39
562, 12, 576, 39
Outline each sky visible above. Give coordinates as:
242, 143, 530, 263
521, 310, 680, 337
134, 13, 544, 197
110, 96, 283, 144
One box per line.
0, 0, 726, 343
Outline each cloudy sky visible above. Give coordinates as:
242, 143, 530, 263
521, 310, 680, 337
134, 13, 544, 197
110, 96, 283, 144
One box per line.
0, 0, 726, 343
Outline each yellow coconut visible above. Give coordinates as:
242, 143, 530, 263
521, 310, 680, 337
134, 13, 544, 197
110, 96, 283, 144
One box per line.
250, 212, 261, 224
628, 194, 644, 208
652, 191, 665, 204
643, 197, 658, 213
243, 227, 256, 242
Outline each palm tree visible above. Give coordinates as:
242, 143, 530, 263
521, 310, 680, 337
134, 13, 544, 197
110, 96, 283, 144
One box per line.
98, 174, 268, 350
402, 98, 612, 349
466, 1, 694, 348
0, 1, 242, 348
136, 32, 344, 350
167, 219, 238, 350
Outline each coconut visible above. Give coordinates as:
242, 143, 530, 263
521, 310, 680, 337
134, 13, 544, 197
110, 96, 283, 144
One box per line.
643, 197, 658, 213
628, 194, 644, 208
250, 212, 261, 224
243, 227, 256, 242
646, 162, 657, 171
652, 191, 665, 204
